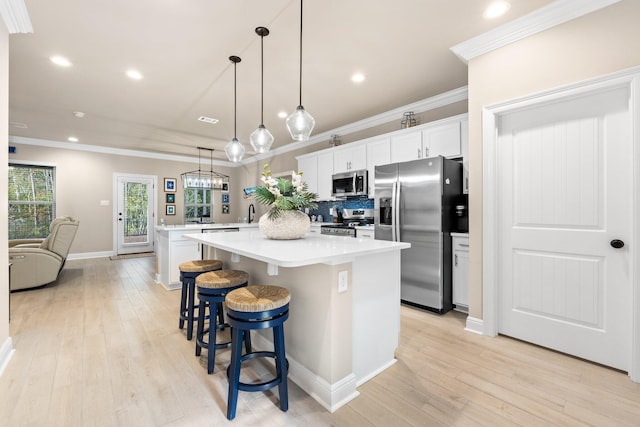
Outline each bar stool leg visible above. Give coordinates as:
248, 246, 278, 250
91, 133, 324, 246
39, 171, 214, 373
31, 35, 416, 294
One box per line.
195, 299, 207, 357
274, 324, 288, 412
207, 300, 219, 374
186, 281, 196, 340
179, 280, 188, 330
227, 328, 244, 420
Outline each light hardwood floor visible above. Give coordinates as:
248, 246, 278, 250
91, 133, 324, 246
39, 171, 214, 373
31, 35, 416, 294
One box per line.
2, 256, 639, 426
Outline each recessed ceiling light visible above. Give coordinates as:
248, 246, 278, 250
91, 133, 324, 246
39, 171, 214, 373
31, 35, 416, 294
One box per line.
126, 69, 143, 80
484, 1, 511, 19
73, 111, 85, 118
277, 111, 288, 119
50, 56, 72, 67
68, 136, 79, 142
351, 73, 365, 83
198, 116, 219, 124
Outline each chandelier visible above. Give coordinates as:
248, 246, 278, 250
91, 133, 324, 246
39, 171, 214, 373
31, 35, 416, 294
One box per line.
181, 147, 229, 189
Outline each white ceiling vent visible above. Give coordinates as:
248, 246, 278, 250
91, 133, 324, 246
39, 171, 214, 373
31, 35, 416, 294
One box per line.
198, 116, 219, 124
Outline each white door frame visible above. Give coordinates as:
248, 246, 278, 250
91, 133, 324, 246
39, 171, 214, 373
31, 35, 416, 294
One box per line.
481, 67, 640, 382
112, 173, 158, 255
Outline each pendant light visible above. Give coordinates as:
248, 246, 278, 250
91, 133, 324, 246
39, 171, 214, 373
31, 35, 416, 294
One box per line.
250, 27, 274, 154
224, 55, 246, 162
286, 0, 315, 142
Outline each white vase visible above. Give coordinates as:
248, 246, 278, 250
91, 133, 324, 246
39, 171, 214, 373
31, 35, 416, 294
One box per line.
258, 209, 310, 240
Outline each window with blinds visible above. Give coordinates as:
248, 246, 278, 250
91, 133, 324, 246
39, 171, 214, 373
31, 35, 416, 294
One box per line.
9, 164, 56, 239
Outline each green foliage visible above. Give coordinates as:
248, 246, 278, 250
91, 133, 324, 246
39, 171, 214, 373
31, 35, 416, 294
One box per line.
255, 164, 317, 219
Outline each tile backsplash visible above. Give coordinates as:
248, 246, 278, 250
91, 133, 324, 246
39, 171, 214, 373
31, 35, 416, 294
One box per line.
309, 196, 374, 222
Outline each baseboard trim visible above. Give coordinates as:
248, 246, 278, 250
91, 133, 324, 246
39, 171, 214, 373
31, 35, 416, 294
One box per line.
252, 333, 359, 412
67, 251, 113, 260
465, 316, 485, 335
0, 337, 15, 377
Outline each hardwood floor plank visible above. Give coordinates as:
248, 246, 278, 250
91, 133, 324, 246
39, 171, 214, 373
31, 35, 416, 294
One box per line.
2, 257, 639, 426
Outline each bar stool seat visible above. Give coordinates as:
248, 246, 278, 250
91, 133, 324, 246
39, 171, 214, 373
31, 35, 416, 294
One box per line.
225, 285, 290, 420
195, 270, 250, 374
178, 259, 223, 340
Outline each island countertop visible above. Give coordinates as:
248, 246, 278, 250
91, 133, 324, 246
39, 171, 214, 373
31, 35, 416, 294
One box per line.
156, 222, 258, 232
183, 229, 410, 268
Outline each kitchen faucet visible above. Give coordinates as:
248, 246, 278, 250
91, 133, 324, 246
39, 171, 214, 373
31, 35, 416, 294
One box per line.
248, 203, 255, 223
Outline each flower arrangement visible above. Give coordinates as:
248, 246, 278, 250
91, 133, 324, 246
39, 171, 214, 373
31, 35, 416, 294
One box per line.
254, 164, 317, 219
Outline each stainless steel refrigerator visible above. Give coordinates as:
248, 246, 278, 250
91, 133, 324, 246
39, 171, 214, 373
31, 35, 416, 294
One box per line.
374, 156, 462, 313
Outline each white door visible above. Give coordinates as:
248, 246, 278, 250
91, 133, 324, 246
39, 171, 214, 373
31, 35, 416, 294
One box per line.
497, 86, 632, 370
116, 175, 155, 255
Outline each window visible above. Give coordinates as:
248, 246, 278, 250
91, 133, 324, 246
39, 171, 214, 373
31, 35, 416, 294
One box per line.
9, 164, 56, 239
184, 188, 212, 223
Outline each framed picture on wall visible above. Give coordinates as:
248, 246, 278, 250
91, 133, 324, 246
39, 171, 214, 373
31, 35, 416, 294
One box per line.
164, 178, 177, 192
222, 204, 229, 214
166, 193, 175, 203
166, 205, 176, 215
222, 193, 229, 203
222, 183, 229, 192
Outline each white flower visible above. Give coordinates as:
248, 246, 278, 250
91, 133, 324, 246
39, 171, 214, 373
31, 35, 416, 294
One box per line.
269, 187, 281, 197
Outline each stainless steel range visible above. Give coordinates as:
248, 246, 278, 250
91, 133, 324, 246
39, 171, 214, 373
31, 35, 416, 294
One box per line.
320, 208, 373, 237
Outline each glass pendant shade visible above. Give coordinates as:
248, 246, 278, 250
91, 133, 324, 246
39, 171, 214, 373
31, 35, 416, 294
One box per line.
224, 137, 245, 162
250, 125, 274, 153
286, 105, 315, 142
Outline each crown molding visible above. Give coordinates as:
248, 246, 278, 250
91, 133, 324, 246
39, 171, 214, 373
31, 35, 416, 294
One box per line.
8, 136, 231, 166
242, 85, 468, 165
0, 0, 33, 34
450, 0, 621, 64
9, 85, 468, 168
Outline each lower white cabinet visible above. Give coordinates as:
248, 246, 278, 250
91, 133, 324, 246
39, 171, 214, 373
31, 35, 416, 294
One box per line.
156, 229, 201, 290
452, 234, 469, 312
356, 228, 375, 239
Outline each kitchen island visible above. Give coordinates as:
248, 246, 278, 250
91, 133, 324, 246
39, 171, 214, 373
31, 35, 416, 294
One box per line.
184, 229, 410, 412
155, 223, 258, 290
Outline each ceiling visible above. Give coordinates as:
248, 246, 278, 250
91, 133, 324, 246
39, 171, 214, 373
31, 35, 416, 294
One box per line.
8, 0, 553, 162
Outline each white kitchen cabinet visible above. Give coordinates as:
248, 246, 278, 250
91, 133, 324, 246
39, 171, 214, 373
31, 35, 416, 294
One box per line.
460, 117, 469, 194
452, 234, 469, 312
297, 155, 318, 196
317, 152, 334, 200
366, 137, 391, 195
156, 229, 201, 290
390, 130, 422, 163
356, 227, 375, 239
333, 144, 367, 174
422, 121, 461, 159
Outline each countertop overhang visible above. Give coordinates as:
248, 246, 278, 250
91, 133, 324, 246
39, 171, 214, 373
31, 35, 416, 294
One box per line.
184, 229, 410, 268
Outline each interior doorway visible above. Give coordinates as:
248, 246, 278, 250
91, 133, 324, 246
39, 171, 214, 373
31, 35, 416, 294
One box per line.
114, 174, 156, 255
481, 68, 640, 382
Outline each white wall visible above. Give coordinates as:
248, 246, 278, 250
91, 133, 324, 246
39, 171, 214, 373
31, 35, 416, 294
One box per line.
467, 0, 640, 319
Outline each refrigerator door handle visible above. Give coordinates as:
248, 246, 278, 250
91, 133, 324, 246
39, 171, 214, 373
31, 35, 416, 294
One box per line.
391, 182, 397, 242
394, 181, 401, 242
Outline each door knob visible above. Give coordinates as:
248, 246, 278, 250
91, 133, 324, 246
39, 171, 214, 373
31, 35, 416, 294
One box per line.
610, 239, 625, 249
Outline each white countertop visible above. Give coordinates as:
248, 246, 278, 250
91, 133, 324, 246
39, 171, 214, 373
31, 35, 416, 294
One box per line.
451, 232, 469, 237
184, 229, 410, 268
156, 223, 259, 232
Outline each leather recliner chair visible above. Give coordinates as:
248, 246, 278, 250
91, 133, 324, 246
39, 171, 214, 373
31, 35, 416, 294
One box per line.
9, 217, 79, 291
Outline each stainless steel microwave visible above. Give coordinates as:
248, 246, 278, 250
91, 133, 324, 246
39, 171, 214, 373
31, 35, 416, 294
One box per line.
332, 170, 368, 197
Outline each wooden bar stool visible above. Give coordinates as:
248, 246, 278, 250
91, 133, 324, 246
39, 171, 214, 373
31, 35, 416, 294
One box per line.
195, 269, 250, 374
178, 259, 223, 340
224, 285, 290, 420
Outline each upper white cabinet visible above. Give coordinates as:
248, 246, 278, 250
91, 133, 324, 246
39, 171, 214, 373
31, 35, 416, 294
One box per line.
390, 131, 422, 163
460, 117, 469, 194
333, 144, 367, 174
366, 137, 391, 195
317, 152, 334, 200
297, 155, 318, 196
422, 121, 461, 159
390, 118, 464, 163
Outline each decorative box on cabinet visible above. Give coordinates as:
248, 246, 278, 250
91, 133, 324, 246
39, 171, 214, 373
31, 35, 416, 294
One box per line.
452, 234, 469, 312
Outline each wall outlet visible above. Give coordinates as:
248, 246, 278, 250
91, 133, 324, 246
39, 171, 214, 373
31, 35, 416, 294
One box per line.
338, 270, 348, 293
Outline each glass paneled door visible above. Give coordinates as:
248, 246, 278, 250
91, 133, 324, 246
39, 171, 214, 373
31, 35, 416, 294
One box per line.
116, 175, 155, 255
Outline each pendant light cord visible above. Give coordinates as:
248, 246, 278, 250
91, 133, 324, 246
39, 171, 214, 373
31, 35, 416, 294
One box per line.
233, 60, 237, 138
260, 32, 265, 125
298, 0, 303, 106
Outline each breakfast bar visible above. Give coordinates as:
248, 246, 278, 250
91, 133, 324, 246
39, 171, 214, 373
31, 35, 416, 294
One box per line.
184, 229, 410, 412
